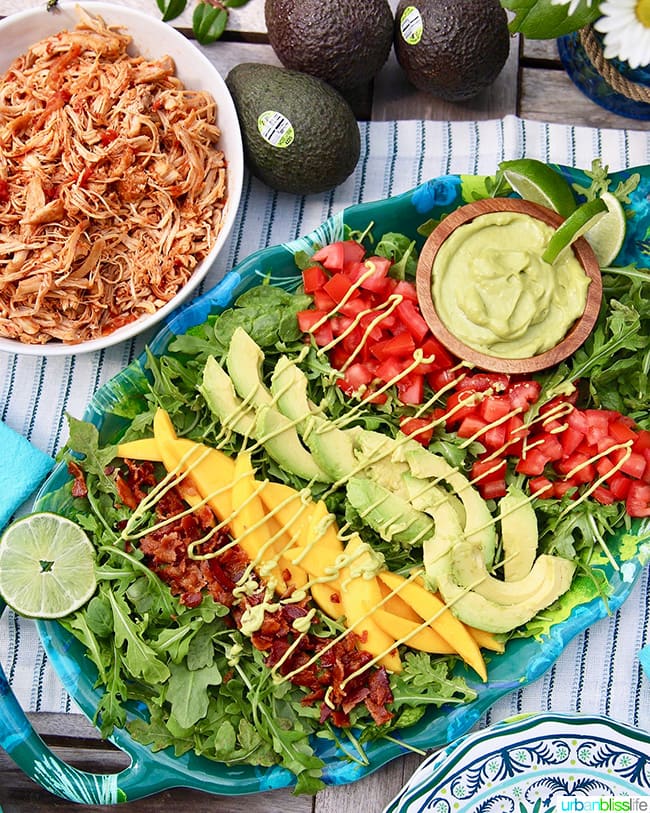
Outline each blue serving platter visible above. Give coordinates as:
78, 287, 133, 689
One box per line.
1, 165, 649, 804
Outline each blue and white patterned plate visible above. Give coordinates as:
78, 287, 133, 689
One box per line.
384, 713, 650, 813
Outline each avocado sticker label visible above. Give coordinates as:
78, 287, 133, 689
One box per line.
400, 6, 423, 45
257, 110, 295, 148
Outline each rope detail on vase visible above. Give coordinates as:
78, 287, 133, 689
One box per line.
579, 24, 650, 103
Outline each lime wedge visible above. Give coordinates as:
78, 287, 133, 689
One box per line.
542, 198, 608, 265
583, 192, 627, 266
0, 513, 96, 618
500, 158, 577, 218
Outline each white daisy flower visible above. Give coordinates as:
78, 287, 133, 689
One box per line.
594, 0, 650, 69
550, 0, 597, 17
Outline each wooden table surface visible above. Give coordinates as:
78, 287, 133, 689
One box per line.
0, 1, 647, 812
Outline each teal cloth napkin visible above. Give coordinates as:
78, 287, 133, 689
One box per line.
0, 421, 54, 530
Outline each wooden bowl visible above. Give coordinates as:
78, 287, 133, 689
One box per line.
415, 198, 603, 374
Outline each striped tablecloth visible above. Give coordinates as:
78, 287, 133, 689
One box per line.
1, 115, 649, 731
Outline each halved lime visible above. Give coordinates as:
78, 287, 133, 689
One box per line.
0, 513, 96, 618
583, 192, 627, 266
542, 198, 608, 265
500, 158, 577, 218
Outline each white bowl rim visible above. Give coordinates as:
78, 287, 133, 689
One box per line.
0, 1, 244, 357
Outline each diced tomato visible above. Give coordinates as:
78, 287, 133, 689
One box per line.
515, 447, 550, 477
341, 240, 366, 265
556, 452, 595, 484
397, 374, 424, 405
400, 416, 434, 446
609, 473, 632, 500
483, 422, 507, 451
528, 476, 554, 497
302, 265, 329, 293
420, 336, 455, 369
560, 425, 585, 456
592, 485, 616, 505
312, 241, 346, 271
336, 362, 374, 396
296, 310, 334, 347
393, 280, 418, 301
480, 395, 512, 423
370, 332, 416, 361
618, 451, 647, 480
457, 373, 510, 393
359, 311, 387, 341
359, 257, 391, 292
596, 457, 615, 478
566, 408, 589, 434
471, 458, 507, 484
608, 418, 638, 444
626, 481, 650, 517
338, 296, 369, 318
376, 356, 409, 384
553, 480, 578, 499
584, 409, 611, 445
444, 391, 482, 427
312, 288, 336, 312
323, 272, 355, 303
429, 368, 462, 392
633, 429, 650, 453
395, 300, 429, 343
457, 414, 488, 439
536, 434, 564, 462
508, 380, 541, 409
480, 479, 508, 500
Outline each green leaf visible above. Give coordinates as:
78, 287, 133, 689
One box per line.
156, 0, 187, 22
107, 590, 171, 684
193, 4, 228, 44
500, 0, 600, 38
166, 661, 223, 728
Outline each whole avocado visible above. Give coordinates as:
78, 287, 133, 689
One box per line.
225, 63, 360, 196
265, 0, 393, 92
394, 0, 510, 102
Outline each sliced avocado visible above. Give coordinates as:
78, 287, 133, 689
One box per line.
199, 355, 257, 436
500, 485, 538, 581
255, 405, 331, 483
435, 554, 576, 633
420, 488, 466, 590
270, 355, 316, 433
269, 356, 359, 481
226, 327, 273, 409
353, 429, 411, 498
346, 476, 434, 546
402, 438, 496, 566
402, 471, 465, 525
451, 541, 573, 605
306, 416, 358, 482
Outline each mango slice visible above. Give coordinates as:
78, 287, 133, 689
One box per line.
116, 437, 163, 461
372, 608, 455, 654
377, 570, 487, 681
340, 536, 401, 673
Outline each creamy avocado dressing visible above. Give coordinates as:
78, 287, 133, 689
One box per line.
432, 212, 591, 359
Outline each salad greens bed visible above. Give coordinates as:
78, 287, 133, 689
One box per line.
46, 163, 650, 794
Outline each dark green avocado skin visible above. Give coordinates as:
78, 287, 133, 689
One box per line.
226, 63, 361, 196
394, 0, 510, 101
264, 0, 393, 91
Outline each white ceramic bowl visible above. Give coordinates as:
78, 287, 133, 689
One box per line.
0, 2, 244, 356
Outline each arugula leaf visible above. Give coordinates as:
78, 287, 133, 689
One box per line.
107, 589, 171, 684
166, 661, 223, 729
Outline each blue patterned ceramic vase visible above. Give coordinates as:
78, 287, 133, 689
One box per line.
557, 26, 650, 120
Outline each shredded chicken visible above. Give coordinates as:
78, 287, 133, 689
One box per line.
0, 9, 227, 345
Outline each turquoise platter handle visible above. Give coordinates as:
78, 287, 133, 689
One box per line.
0, 598, 129, 803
